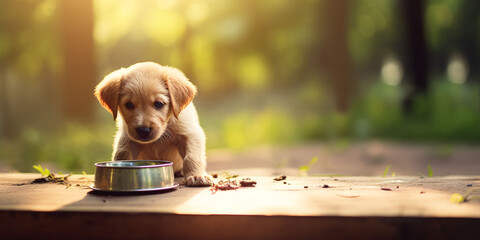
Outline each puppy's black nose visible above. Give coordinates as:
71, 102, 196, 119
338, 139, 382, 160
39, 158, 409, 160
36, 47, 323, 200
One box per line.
136, 127, 151, 139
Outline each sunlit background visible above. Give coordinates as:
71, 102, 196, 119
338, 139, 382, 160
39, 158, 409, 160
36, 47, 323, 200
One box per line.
0, 0, 479, 174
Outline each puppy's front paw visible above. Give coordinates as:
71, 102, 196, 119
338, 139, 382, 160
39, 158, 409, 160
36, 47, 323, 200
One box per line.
185, 174, 213, 187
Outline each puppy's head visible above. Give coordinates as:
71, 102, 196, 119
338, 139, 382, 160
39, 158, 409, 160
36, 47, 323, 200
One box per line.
94, 62, 197, 143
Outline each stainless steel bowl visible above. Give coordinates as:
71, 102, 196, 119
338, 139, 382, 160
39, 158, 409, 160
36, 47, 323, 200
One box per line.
92, 160, 178, 192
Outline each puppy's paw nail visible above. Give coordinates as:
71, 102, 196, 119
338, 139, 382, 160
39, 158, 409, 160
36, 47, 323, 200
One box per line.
185, 175, 213, 187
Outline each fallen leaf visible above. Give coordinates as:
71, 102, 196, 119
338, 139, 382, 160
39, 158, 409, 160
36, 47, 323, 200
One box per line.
450, 193, 465, 203
274, 175, 287, 181
240, 178, 257, 187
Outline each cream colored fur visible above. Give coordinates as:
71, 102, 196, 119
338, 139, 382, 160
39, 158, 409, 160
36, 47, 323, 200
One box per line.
94, 62, 212, 187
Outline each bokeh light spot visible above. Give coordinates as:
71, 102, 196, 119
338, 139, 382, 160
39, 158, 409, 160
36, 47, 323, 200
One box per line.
359, 14, 376, 38
237, 54, 270, 90
447, 53, 469, 84
143, 10, 186, 46
381, 56, 403, 86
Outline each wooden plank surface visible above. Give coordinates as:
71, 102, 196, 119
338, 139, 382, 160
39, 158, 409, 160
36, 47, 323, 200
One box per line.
0, 173, 479, 218
1, 173, 479, 239
2, 211, 479, 240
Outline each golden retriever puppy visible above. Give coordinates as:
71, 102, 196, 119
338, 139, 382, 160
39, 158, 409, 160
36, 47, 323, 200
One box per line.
94, 62, 212, 186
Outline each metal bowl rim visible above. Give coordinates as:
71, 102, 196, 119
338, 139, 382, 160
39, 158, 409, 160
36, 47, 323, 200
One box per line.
94, 160, 173, 169
90, 182, 179, 192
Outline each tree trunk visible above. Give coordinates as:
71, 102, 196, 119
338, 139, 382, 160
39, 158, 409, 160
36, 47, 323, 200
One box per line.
58, 0, 95, 122
402, 0, 428, 113
0, 70, 13, 139
456, 1, 480, 80
324, 0, 352, 112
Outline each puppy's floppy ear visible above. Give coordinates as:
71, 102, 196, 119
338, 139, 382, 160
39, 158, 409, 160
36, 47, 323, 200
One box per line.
94, 68, 124, 120
163, 67, 197, 119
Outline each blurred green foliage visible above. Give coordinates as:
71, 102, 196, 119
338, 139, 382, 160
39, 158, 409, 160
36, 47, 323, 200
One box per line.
201, 77, 480, 151
0, 0, 479, 172
352, 78, 480, 140
0, 123, 114, 173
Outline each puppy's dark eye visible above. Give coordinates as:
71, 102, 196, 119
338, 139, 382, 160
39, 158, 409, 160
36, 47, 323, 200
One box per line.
125, 102, 134, 109
154, 101, 165, 109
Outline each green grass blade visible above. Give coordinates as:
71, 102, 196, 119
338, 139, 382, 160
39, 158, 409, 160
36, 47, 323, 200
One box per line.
299, 166, 309, 172
44, 168, 51, 177
383, 165, 390, 177
33, 165, 44, 174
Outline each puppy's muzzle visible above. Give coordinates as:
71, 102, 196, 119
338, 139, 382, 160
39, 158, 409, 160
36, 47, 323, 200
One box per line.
135, 127, 152, 140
